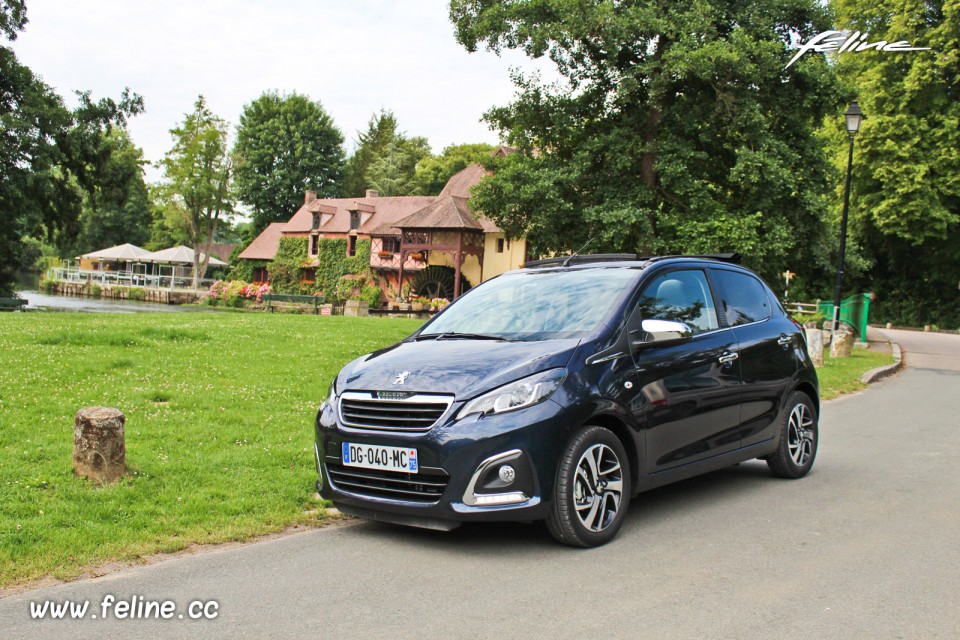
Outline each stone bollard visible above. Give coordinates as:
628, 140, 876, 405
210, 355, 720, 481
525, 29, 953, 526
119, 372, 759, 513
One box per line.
830, 326, 855, 359
805, 327, 824, 367
886, 322, 892, 330
74, 407, 127, 483
343, 300, 369, 317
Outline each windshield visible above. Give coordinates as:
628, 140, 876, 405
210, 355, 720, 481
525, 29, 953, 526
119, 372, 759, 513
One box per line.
419, 268, 640, 341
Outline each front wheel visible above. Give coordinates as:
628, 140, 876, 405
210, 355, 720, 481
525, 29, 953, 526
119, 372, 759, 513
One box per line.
546, 425, 631, 547
766, 391, 818, 478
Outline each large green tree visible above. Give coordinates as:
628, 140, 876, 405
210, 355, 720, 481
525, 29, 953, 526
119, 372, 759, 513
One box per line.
233, 91, 345, 237
61, 128, 151, 257
828, 0, 959, 326
412, 143, 496, 195
342, 110, 431, 197
0, 0, 142, 296
450, 0, 844, 283
157, 96, 233, 288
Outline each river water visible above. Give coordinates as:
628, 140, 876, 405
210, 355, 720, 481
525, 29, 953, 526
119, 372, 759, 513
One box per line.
13, 273, 210, 313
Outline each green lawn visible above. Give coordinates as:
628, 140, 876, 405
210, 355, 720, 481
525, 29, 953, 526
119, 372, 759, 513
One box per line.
0, 312, 423, 588
0, 312, 893, 588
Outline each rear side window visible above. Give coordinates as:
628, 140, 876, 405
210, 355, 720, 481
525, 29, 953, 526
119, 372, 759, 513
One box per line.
711, 269, 771, 326
635, 270, 719, 334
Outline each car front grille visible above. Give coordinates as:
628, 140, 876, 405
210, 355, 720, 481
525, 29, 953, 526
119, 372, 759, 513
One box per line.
325, 461, 449, 503
338, 391, 453, 432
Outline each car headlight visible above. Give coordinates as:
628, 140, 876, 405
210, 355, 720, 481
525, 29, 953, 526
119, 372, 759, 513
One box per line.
458, 369, 567, 419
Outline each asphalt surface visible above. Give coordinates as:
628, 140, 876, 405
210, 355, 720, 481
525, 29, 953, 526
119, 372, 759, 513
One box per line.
875, 327, 960, 371
2, 332, 959, 639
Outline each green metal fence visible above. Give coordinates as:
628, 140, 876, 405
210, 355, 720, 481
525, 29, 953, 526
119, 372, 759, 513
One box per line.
817, 293, 873, 339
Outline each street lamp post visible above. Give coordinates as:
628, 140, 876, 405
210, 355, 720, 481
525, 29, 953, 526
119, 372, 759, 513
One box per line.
832, 100, 864, 333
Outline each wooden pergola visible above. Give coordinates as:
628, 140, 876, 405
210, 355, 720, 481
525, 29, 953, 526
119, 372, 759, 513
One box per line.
394, 196, 486, 299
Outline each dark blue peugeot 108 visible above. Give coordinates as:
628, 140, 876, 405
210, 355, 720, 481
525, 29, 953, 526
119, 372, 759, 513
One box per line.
315, 255, 819, 547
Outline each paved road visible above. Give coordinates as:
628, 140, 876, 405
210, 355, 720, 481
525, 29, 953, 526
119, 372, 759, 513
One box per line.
2, 336, 958, 639
875, 327, 960, 371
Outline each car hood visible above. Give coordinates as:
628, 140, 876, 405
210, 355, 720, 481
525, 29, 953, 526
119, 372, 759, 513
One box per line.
338, 338, 581, 400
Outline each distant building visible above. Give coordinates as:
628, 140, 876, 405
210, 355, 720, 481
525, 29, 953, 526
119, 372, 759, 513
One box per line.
238, 154, 526, 302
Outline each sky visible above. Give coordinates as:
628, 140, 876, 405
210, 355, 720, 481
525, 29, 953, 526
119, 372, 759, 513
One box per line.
10, 0, 560, 182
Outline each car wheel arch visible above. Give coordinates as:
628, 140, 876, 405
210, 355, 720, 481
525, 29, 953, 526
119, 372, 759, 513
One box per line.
584, 413, 641, 494
789, 380, 819, 415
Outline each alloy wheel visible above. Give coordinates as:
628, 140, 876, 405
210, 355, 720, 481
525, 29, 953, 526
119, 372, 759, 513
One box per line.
573, 444, 624, 532
788, 403, 815, 466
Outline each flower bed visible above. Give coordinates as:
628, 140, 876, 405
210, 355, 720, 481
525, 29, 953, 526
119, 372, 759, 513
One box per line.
208, 280, 271, 307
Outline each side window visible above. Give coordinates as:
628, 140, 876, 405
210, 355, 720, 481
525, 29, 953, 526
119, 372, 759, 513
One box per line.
711, 269, 771, 326
635, 270, 719, 334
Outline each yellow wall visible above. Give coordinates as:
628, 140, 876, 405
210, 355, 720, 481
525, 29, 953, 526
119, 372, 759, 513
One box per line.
482, 233, 526, 280
427, 251, 482, 287
424, 232, 526, 288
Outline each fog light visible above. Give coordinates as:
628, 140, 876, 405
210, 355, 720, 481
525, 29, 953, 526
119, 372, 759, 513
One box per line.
499, 465, 516, 484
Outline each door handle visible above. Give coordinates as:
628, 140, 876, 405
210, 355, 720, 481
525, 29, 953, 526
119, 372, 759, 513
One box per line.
777, 334, 792, 348
718, 352, 739, 365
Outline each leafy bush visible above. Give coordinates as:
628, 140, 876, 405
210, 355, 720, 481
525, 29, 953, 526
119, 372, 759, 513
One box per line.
208, 280, 271, 307
360, 284, 382, 308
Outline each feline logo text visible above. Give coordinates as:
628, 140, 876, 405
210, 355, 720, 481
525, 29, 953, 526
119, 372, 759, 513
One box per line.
786, 30, 931, 69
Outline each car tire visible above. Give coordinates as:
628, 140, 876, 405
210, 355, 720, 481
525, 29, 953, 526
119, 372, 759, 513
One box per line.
766, 391, 818, 479
546, 425, 631, 547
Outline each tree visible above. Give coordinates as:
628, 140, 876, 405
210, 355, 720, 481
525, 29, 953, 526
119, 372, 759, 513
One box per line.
412, 143, 496, 195
158, 96, 233, 288
342, 110, 430, 197
449, 0, 844, 284
0, 0, 25, 40
827, 0, 960, 327
62, 128, 151, 256
0, 1, 142, 296
233, 91, 345, 236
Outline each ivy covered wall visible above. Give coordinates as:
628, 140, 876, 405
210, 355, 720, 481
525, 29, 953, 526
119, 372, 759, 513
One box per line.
267, 237, 311, 293
254, 236, 372, 295
315, 238, 371, 295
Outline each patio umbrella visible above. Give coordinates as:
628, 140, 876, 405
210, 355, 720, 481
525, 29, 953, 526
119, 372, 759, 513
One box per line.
77, 243, 153, 261
144, 246, 227, 266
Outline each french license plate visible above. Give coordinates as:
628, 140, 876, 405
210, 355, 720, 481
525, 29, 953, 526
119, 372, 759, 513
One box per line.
341, 442, 418, 474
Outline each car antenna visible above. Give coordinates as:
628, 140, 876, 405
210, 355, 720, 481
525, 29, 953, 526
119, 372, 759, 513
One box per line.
562, 236, 596, 267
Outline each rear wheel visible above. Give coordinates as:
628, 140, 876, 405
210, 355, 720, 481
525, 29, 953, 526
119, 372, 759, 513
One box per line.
766, 391, 818, 478
546, 426, 631, 547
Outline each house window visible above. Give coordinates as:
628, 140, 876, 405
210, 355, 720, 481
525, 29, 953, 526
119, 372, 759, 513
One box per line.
348, 235, 357, 257
252, 267, 268, 283
310, 235, 319, 256
496, 238, 505, 253
350, 211, 361, 231
382, 237, 400, 254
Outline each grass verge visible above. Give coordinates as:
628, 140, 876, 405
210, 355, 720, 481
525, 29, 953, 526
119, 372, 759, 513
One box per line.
0, 312, 422, 588
816, 348, 896, 400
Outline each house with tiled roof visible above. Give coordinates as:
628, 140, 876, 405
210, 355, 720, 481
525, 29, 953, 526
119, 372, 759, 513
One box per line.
237, 161, 527, 303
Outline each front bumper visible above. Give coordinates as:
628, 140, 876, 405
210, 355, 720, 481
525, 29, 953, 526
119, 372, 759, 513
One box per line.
315, 397, 573, 527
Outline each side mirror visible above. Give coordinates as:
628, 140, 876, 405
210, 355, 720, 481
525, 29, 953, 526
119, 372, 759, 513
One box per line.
637, 319, 693, 345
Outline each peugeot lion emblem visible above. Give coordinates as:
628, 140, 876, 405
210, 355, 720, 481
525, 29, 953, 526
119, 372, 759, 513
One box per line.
393, 371, 410, 385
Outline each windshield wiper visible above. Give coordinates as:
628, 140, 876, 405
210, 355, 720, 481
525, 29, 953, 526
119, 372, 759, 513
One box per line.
415, 332, 515, 342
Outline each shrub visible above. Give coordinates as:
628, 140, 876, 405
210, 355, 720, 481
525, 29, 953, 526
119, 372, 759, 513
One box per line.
360, 284, 382, 308
208, 280, 271, 307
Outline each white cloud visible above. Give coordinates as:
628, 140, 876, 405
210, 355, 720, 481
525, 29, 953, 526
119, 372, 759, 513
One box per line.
11, 0, 559, 182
